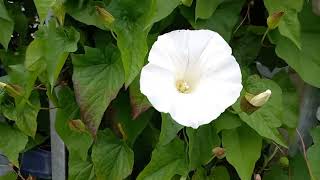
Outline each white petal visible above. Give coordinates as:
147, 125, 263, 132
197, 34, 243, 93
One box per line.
140, 63, 176, 113
141, 29, 242, 128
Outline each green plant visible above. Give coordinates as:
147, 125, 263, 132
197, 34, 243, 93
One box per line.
0, 0, 319, 179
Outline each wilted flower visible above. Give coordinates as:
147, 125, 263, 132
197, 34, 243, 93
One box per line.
140, 30, 242, 128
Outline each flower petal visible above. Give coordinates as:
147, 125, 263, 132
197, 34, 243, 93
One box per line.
140, 63, 176, 113
141, 29, 242, 128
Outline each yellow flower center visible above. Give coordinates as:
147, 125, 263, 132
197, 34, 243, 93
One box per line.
176, 80, 191, 94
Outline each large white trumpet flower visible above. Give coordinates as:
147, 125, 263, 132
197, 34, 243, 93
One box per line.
140, 30, 242, 128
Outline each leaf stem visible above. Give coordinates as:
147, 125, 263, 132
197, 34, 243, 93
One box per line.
261, 28, 270, 47
258, 146, 278, 174
40, 106, 60, 110
296, 128, 316, 180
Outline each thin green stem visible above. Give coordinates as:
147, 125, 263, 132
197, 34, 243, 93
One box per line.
258, 146, 278, 174
261, 28, 270, 47
296, 128, 316, 180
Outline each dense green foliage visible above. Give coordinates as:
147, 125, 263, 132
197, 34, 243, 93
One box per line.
0, 0, 319, 179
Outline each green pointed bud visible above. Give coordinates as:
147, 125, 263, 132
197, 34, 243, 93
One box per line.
0, 82, 22, 98
96, 6, 115, 25
68, 119, 87, 132
212, 147, 225, 159
245, 89, 271, 107
267, 11, 284, 30
279, 156, 289, 167
181, 0, 193, 7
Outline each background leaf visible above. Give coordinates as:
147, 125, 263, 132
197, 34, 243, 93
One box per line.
307, 127, 320, 180
0, 0, 14, 50
137, 138, 188, 180
195, 0, 223, 20
72, 45, 124, 136
222, 125, 262, 180
158, 113, 183, 146
187, 123, 221, 170
0, 123, 28, 166
55, 86, 93, 161
180, 0, 245, 41
92, 129, 134, 180
271, 3, 320, 88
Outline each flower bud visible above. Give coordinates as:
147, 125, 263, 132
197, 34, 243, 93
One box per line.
181, 0, 193, 7
212, 147, 225, 159
68, 119, 87, 132
0, 82, 22, 98
267, 11, 284, 30
254, 174, 261, 180
279, 156, 289, 167
246, 89, 272, 107
96, 6, 115, 25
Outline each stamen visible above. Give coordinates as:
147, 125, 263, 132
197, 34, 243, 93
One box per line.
176, 80, 191, 93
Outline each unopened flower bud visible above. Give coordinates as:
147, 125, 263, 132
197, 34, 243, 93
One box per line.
316, 106, 320, 121
96, 6, 115, 25
279, 156, 289, 167
212, 147, 225, 159
246, 89, 272, 107
0, 82, 22, 98
181, 0, 193, 7
254, 174, 261, 180
68, 119, 87, 132
267, 11, 284, 30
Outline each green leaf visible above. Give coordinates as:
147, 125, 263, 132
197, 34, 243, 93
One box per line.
129, 76, 151, 119
15, 92, 40, 138
231, 28, 262, 66
289, 153, 310, 180
24, 134, 48, 152
55, 86, 93, 161
69, 154, 95, 180
307, 126, 320, 180
222, 125, 262, 180
264, 0, 303, 49
271, 3, 320, 88
195, 0, 223, 20
0, 171, 17, 180
25, 21, 80, 88
233, 76, 287, 147
273, 71, 299, 128
5, 64, 40, 137
107, 0, 155, 87
34, 0, 55, 23
92, 129, 134, 180
0, 123, 28, 166
25, 39, 46, 71
72, 45, 124, 136
158, 113, 183, 146
0, 0, 14, 50
110, 92, 154, 147
180, 0, 245, 41
65, 0, 109, 30
187, 123, 221, 170
193, 166, 230, 180
263, 164, 288, 180
148, 0, 181, 27
137, 138, 188, 180
213, 112, 242, 133
212, 166, 230, 180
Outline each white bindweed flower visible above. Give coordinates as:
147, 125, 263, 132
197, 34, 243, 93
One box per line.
248, 89, 272, 107
140, 30, 242, 128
